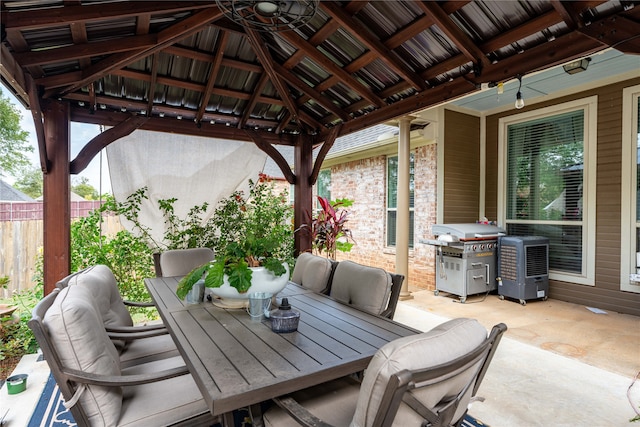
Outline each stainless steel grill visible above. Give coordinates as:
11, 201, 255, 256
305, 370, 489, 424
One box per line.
422, 223, 505, 303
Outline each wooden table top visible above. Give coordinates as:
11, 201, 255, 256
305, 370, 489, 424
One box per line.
145, 276, 418, 417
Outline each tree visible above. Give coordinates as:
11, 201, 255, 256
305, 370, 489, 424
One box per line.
0, 89, 32, 178
13, 167, 43, 199
72, 176, 99, 200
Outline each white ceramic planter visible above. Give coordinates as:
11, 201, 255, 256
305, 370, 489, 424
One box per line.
208, 263, 289, 302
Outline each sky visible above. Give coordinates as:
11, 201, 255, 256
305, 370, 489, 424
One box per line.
2, 85, 112, 194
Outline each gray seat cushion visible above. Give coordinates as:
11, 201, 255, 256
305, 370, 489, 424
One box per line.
67, 264, 179, 365
44, 285, 123, 426
264, 318, 488, 427
354, 318, 488, 426
330, 260, 392, 315
291, 252, 333, 293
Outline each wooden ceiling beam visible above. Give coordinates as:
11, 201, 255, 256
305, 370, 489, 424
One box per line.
69, 107, 296, 145
145, 53, 160, 117
70, 115, 149, 174
245, 28, 302, 126
47, 7, 223, 98
162, 46, 262, 73
1, 1, 215, 30
276, 29, 386, 108
69, 22, 91, 69
273, 63, 351, 123
417, 2, 489, 68
239, 73, 269, 130
320, 1, 427, 91
197, 31, 229, 124
479, 10, 562, 54
13, 34, 158, 67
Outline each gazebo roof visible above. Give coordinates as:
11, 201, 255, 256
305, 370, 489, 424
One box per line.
2, 1, 639, 168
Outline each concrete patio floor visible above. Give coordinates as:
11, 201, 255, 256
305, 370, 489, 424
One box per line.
395, 289, 640, 426
2, 291, 639, 426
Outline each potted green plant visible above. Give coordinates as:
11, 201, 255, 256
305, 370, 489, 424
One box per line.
176, 177, 294, 300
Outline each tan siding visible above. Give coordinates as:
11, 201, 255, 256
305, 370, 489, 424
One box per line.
486, 76, 640, 316
443, 110, 480, 223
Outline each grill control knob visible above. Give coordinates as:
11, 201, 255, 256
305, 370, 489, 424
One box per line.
472, 245, 477, 251
480, 244, 485, 250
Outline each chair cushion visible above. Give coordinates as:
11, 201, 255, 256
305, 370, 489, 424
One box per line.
352, 318, 488, 427
159, 247, 215, 277
330, 261, 392, 315
117, 357, 211, 427
291, 252, 333, 293
119, 334, 180, 368
44, 285, 123, 426
67, 264, 133, 328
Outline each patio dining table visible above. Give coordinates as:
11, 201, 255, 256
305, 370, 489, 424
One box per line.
145, 277, 419, 425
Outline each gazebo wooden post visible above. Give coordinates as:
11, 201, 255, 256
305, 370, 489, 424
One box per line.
42, 100, 71, 295
293, 135, 313, 255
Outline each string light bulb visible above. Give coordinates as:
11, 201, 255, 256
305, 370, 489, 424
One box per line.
515, 75, 525, 109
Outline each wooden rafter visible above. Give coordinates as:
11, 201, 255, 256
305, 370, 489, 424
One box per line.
145, 53, 160, 117
239, 73, 269, 130
46, 8, 223, 98
0, 1, 214, 30
276, 29, 386, 109
13, 34, 158, 67
272, 63, 350, 123
197, 31, 229, 124
320, 2, 427, 91
417, 2, 489, 68
245, 28, 302, 127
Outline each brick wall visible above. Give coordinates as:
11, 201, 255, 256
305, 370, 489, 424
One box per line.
328, 144, 438, 292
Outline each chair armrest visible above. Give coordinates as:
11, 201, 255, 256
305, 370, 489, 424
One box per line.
107, 328, 169, 341
63, 365, 189, 387
123, 300, 155, 308
105, 324, 166, 333
272, 396, 334, 427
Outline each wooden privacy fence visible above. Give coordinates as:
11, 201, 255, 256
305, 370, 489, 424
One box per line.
0, 201, 123, 297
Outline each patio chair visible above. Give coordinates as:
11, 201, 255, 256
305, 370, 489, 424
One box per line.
290, 252, 337, 294
157, 247, 215, 277
329, 260, 404, 319
59, 264, 179, 367
28, 286, 217, 427
264, 318, 507, 427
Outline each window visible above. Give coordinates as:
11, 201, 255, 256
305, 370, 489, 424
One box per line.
387, 154, 415, 247
499, 97, 596, 285
621, 85, 640, 293
316, 169, 331, 208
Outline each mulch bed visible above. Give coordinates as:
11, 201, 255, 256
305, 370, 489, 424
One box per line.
0, 355, 22, 382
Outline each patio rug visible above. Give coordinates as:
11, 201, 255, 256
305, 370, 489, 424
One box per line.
28, 373, 488, 427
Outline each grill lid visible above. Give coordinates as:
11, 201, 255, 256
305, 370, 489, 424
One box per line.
431, 223, 506, 240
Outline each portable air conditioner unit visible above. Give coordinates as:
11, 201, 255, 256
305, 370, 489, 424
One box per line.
497, 236, 549, 305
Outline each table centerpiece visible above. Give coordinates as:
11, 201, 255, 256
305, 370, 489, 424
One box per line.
176, 178, 294, 306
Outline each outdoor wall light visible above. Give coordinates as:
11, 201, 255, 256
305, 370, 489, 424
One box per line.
563, 57, 591, 75
515, 75, 525, 109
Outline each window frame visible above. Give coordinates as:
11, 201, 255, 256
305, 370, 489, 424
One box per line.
498, 96, 597, 286
621, 84, 640, 293
386, 153, 415, 248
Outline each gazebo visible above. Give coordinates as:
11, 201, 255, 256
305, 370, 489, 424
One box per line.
1, 0, 638, 294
